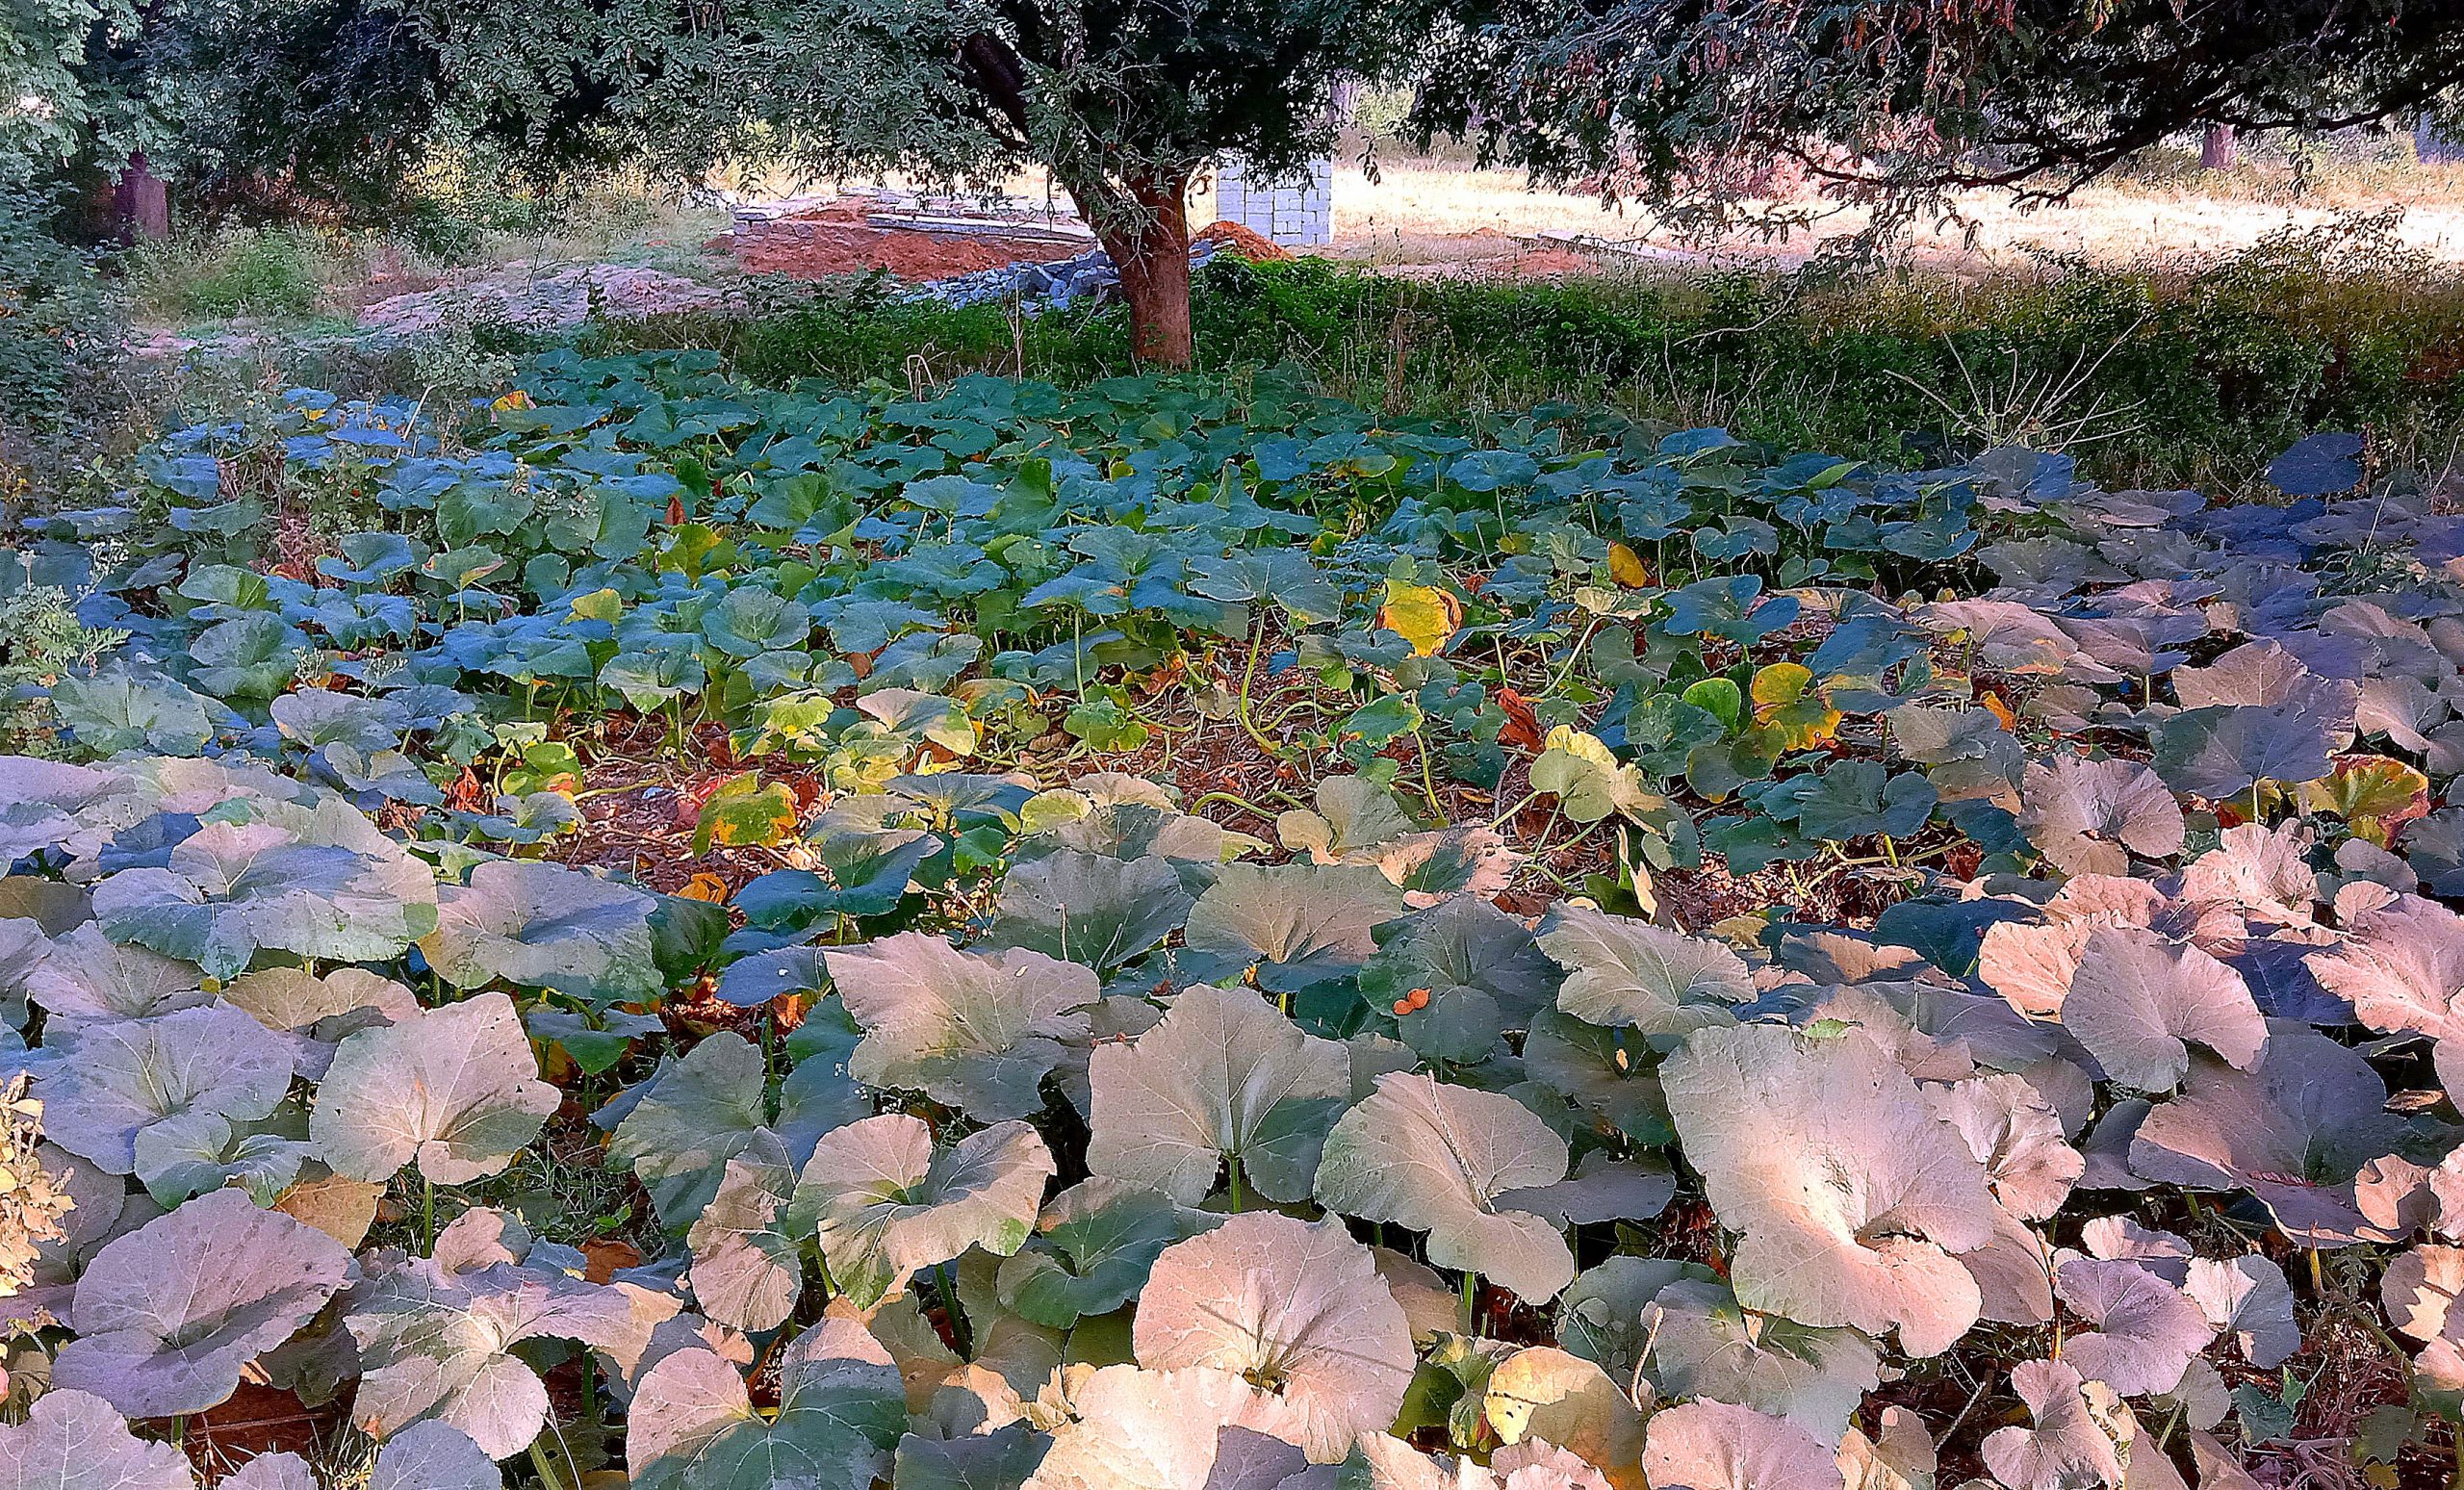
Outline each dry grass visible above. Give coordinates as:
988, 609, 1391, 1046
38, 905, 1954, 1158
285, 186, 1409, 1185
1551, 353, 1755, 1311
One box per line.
1295, 156, 2464, 274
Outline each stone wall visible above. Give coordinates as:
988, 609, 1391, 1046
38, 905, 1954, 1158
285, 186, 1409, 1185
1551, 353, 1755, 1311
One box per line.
1215, 157, 1333, 247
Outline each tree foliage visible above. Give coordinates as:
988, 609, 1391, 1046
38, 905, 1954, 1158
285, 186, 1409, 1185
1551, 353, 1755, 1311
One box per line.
1418, 0, 2464, 241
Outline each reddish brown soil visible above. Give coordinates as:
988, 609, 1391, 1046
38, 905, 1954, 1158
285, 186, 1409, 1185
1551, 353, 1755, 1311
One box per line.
718, 203, 1088, 280
1193, 219, 1294, 262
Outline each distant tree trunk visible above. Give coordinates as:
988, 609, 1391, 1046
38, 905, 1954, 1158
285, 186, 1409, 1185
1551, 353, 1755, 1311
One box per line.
2200, 124, 2237, 170
114, 152, 171, 242
1081, 167, 1195, 369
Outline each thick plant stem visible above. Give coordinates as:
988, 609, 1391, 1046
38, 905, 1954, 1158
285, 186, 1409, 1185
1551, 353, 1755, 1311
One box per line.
529, 1435, 567, 1490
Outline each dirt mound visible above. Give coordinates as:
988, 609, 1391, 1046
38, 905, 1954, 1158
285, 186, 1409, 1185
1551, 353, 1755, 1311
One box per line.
1193, 219, 1293, 261
722, 205, 1090, 280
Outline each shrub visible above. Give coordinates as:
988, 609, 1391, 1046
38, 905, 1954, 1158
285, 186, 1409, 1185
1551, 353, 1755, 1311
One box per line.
0, 187, 124, 458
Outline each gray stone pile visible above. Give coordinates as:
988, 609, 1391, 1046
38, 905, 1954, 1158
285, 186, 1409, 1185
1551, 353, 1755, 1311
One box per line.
906, 240, 1219, 311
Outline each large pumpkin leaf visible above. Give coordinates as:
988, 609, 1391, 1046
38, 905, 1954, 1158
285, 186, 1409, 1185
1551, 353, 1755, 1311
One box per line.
1556, 1255, 1721, 1382
1637, 1400, 1839, 1490
91, 803, 436, 978
2052, 1258, 2213, 1397
0, 1388, 195, 1490
686, 1152, 803, 1332
2125, 1019, 2401, 1246
822, 933, 1095, 1121
1978, 1359, 2127, 1490
369, 1423, 504, 1490
53, 1189, 353, 1418
1085, 982, 1349, 1206
1638, 1278, 1879, 1444
1021, 1363, 1319, 1490
608, 1029, 864, 1232
2015, 758, 2184, 877
39, 1003, 293, 1173
422, 859, 661, 1004
2056, 927, 2267, 1094
982, 850, 1192, 970
346, 1248, 666, 1457
310, 990, 558, 1185
790, 1114, 1055, 1310
1537, 907, 1756, 1038
994, 1177, 1222, 1329
628, 1322, 906, 1490
1314, 1071, 1576, 1302
1132, 1212, 1415, 1459
1661, 1025, 1995, 1355
1176, 862, 1402, 992
21, 924, 207, 1024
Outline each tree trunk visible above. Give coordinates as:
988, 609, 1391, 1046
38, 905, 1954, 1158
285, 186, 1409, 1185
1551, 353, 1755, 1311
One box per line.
114, 152, 170, 243
1089, 169, 1194, 369
2200, 125, 2237, 171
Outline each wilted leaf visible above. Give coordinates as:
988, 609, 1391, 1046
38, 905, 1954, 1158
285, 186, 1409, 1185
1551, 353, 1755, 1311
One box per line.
1378, 579, 1461, 657
1485, 1349, 1647, 1490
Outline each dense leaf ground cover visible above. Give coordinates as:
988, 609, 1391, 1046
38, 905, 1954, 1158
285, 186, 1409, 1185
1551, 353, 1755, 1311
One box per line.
4, 349, 2464, 1487
576, 218, 2464, 494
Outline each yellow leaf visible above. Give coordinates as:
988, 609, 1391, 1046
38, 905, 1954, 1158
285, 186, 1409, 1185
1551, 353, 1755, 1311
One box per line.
678, 871, 732, 903
2301, 755, 2429, 846
1605, 542, 1652, 588
1377, 578, 1462, 658
491, 389, 533, 412
1749, 661, 1840, 750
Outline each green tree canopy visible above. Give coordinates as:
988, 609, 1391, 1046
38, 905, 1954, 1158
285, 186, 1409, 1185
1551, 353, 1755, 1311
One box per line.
1415, 0, 2464, 243
411, 0, 1455, 363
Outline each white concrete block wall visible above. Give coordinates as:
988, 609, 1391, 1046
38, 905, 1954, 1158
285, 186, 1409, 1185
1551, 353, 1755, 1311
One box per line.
1215, 156, 1332, 247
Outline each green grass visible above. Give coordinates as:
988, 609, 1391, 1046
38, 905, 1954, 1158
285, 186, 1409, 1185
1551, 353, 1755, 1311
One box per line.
584, 214, 2464, 493
128, 223, 333, 321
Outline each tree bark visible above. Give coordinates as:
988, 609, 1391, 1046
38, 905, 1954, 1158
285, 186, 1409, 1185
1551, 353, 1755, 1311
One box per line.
2200, 124, 2237, 170
114, 152, 171, 243
1088, 169, 1195, 369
